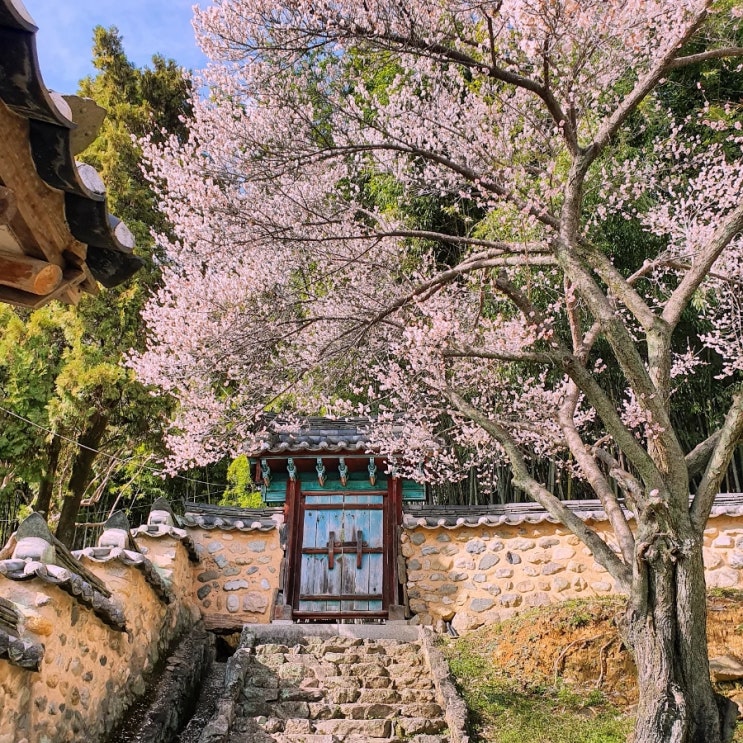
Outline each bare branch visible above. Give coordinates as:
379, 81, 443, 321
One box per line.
690, 392, 743, 531
448, 388, 631, 590
668, 47, 743, 69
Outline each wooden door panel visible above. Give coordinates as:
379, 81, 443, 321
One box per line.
296, 491, 389, 616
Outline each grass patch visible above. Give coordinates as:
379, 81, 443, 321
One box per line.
441, 599, 633, 743
444, 637, 633, 743
441, 594, 743, 742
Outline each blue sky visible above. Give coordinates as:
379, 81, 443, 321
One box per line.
23, 0, 208, 93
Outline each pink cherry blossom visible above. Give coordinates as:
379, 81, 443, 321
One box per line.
130, 4, 743, 734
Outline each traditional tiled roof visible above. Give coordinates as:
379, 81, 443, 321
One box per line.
402, 493, 743, 528
248, 414, 425, 457
0, 597, 43, 670
0, 0, 142, 307
709, 493, 743, 517
250, 417, 376, 456
128, 497, 200, 562
131, 522, 201, 563
0, 513, 124, 630
0, 559, 126, 630
74, 546, 174, 604
183, 503, 284, 532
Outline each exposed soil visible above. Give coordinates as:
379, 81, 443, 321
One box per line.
455, 591, 743, 707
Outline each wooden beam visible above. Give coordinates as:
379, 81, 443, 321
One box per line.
46, 268, 86, 306
0, 268, 85, 309
62, 239, 88, 266
0, 100, 71, 266
0, 186, 16, 224
0, 285, 52, 309
0, 250, 62, 294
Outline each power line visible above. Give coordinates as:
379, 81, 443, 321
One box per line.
0, 403, 228, 489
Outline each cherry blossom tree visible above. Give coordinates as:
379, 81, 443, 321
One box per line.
133, 1, 743, 739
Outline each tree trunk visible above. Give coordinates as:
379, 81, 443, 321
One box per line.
33, 436, 61, 517
625, 522, 738, 743
55, 411, 109, 547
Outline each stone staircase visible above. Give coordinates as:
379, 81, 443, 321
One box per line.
199, 625, 467, 743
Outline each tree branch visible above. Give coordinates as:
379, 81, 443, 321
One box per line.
592, 446, 644, 512
448, 388, 631, 590
371, 30, 578, 153
558, 381, 636, 564
587, 6, 710, 160
668, 47, 743, 69
557, 246, 685, 475
663, 201, 743, 329
442, 345, 555, 365
355, 253, 554, 341
690, 392, 743, 531
375, 229, 549, 253
559, 353, 664, 497
581, 246, 663, 333
489, 272, 666, 490
686, 430, 722, 479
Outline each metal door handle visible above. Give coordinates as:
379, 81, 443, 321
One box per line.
328, 530, 335, 570
356, 529, 363, 569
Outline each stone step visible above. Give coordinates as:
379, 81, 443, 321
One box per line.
221, 633, 454, 743
308, 701, 445, 719
271, 736, 450, 743
313, 718, 393, 738
358, 687, 438, 705
229, 732, 449, 743
392, 717, 449, 737
242, 715, 432, 740
340, 737, 447, 743
305, 656, 418, 668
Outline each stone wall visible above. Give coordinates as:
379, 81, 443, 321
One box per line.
700, 515, 743, 588
0, 507, 197, 743
186, 526, 284, 629
0, 504, 285, 743
0, 571, 147, 742
402, 510, 743, 633
5, 497, 743, 741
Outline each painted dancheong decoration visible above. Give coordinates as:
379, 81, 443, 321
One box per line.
250, 417, 424, 621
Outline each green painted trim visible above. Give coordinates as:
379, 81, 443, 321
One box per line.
300, 478, 388, 492
401, 481, 426, 501
262, 471, 425, 503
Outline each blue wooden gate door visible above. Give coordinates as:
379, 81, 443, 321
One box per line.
296, 492, 386, 617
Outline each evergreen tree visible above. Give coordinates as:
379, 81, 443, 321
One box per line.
0, 27, 192, 545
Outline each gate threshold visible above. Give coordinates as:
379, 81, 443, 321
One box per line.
250, 622, 420, 642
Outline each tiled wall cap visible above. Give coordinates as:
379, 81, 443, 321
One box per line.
98, 528, 129, 550
148, 509, 174, 527
12, 536, 55, 563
